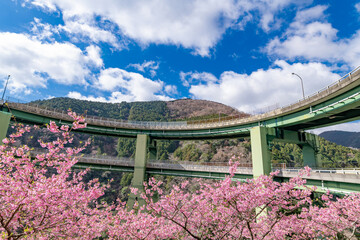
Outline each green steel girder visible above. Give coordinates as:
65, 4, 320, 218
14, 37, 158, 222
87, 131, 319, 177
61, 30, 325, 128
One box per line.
73, 163, 134, 172
146, 168, 253, 181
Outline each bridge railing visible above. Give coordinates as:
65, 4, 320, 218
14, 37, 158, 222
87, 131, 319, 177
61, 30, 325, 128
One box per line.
280, 167, 360, 175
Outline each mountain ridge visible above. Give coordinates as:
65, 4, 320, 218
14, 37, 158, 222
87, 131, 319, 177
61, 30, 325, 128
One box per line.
30, 97, 246, 121
319, 130, 360, 149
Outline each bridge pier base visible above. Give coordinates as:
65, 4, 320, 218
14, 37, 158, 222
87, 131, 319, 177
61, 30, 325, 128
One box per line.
250, 126, 271, 178
0, 111, 11, 144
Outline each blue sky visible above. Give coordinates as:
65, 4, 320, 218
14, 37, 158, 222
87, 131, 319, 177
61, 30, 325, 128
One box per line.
1, 0, 360, 132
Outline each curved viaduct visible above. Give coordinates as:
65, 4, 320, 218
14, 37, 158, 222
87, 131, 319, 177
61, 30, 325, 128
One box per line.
1, 66, 360, 202
3, 66, 360, 140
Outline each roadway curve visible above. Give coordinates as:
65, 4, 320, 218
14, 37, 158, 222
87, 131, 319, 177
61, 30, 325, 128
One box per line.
3, 66, 360, 140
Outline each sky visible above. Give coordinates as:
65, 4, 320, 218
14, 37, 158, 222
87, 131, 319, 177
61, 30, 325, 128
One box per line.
1, 0, 360, 133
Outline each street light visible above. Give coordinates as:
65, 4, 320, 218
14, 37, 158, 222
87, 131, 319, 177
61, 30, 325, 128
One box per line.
1, 75, 10, 103
292, 72, 305, 100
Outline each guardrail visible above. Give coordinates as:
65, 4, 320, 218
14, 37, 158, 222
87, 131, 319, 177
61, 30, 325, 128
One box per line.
279, 167, 360, 175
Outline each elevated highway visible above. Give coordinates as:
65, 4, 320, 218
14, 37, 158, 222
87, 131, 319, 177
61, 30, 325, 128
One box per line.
1, 66, 360, 201
2, 67, 360, 140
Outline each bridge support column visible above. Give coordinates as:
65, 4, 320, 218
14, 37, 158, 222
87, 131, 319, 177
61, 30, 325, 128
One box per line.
127, 134, 158, 209
148, 139, 157, 161
0, 111, 11, 144
250, 126, 272, 178
302, 133, 321, 168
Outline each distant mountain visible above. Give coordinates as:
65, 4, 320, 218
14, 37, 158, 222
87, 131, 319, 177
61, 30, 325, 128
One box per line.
319, 131, 360, 148
30, 97, 246, 121
167, 99, 247, 119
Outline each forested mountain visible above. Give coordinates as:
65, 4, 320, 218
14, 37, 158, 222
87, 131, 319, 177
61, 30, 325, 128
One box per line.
31, 97, 244, 121
320, 130, 360, 149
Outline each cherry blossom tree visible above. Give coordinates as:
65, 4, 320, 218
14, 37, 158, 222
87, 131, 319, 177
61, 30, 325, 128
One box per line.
108, 160, 360, 239
0, 112, 109, 239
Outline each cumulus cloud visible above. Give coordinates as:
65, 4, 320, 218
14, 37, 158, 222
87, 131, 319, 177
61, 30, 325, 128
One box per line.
0, 32, 100, 94
356, 2, 360, 13
67, 91, 107, 102
30, 18, 59, 41
22, 0, 305, 56
93, 68, 172, 102
180, 71, 218, 87
127, 60, 159, 77
59, 16, 122, 49
186, 60, 340, 113
164, 85, 178, 95
30, 15, 122, 49
266, 5, 360, 68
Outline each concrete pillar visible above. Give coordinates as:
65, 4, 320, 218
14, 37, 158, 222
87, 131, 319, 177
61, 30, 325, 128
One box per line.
250, 126, 271, 178
0, 111, 11, 144
148, 139, 157, 161
303, 133, 322, 168
127, 134, 149, 209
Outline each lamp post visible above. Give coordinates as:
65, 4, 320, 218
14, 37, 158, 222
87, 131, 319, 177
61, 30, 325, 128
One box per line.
1, 75, 10, 102
292, 73, 305, 100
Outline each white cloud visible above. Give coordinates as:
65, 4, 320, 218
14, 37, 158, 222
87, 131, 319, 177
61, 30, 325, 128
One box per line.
0, 32, 99, 94
67, 91, 107, 102
127, 60, 159, 77
294, 5, 328, 23
94, 68, 172, 101
24, 0, 57, 12
356, 3, 360, 13
187, 60, 340, 113
59, 16, 122, 49
180, 71, 218, 87
266, 5, 360, 68
30, 15, 122, 49
31, 18, 58, 41
84, 45, 103, 67
23, 0, 304, 56
164, 85, 178, 95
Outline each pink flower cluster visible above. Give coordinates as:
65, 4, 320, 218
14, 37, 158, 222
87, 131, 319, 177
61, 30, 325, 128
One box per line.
0, 111, 108, 239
